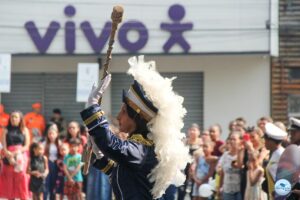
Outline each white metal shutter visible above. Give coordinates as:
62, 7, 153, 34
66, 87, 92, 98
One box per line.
111, 72, 203, 132
2, 74, 44, 115
2, 73, 85, 123
43, 74, 85, 122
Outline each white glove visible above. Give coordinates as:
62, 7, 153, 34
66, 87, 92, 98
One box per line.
86, 74, 112, 107
87, 136, 104, 159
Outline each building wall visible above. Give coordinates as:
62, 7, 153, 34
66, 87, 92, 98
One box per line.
11, 54, 270, 136
0, 0, 269, 54
271, 0, 300, 124
0, 0, 273, 138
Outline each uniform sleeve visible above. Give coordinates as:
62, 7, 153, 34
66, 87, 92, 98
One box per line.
80, 104, 149, 169
93, 157, 115, 175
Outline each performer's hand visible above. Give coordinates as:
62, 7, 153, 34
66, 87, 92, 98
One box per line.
87, 74, 112, 107
88, 136, 104, 159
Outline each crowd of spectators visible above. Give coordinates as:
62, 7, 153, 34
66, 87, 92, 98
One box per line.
0, 102, 299, 200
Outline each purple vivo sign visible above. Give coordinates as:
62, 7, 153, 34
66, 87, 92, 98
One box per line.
24, 4, 193, 54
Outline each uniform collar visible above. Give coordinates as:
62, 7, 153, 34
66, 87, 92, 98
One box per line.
128, 134, 154, 146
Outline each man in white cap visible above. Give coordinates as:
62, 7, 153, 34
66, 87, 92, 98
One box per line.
264, 122, 287, 200
288, 117, 300, 198
289, 117, 300, 146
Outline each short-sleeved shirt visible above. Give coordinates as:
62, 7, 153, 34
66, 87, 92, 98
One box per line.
63, 153, 83, 182
220, 151, 241, 193
212, 140, 224, 157
195, 156, 209, 180
24, 112, 45, 142
0, 112, 9, 139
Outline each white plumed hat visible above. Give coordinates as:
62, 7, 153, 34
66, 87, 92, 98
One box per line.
126, 55, 190, 198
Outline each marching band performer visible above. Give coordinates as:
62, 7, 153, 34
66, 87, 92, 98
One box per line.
80, 56, 190, 199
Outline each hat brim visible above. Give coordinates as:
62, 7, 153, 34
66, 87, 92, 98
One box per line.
288, 127, 297, 131
288, 124, 300, 132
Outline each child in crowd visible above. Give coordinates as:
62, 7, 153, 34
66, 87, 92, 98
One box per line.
200, 130, 211, 143
27, 142, 49, 200
63, 138, 83, 200
192, 141, 217, 200
244, 150, 267, 200
55, 143, 69, 200
65, 121, 87, 153
44, 123, 60, 200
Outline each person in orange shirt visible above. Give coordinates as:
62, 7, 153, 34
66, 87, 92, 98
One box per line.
24, 102, 46, 143
0, 104, 9, 140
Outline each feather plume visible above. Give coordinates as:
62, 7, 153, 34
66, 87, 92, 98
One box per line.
127, 55, 190, 198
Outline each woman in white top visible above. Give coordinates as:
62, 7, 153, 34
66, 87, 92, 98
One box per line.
219, 131, 243, 200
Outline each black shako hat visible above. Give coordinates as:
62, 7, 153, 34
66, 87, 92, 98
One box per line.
122, 80, 158, 122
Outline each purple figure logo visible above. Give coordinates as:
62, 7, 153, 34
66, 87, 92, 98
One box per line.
160, 4, 193, 53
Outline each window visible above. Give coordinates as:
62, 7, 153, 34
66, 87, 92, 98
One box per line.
288, 95, 300, 117
289, 68, 300, 80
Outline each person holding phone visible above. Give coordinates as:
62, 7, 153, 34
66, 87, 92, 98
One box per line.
219, 131, 244, 200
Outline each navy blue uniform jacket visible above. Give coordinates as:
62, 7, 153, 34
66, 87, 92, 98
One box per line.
81, 104, 162, 200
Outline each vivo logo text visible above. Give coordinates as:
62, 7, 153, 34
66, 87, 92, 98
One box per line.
24, 4, 193, 54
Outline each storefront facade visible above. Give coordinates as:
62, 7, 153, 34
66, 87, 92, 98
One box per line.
0, 0, 272, 133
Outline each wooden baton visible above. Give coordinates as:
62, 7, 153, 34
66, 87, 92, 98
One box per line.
82, 5, 124, 175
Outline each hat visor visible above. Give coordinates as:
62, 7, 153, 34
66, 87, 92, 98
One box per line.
288, 127, 300, 133
288, 127, 297, 131
263, 133, 284, 141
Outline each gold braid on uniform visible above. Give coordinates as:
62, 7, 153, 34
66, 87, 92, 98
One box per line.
128, 134, 154, 146
101, 160, 115, 174
84, 111, 105, 126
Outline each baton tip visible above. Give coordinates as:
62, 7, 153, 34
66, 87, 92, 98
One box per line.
112, 5, 124, 22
